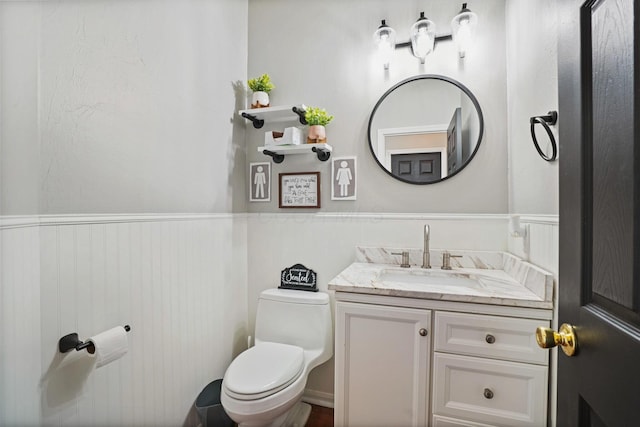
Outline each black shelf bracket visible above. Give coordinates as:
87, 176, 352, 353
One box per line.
262, 150, 285, 163
292, 106, 307, 125
312, 146, 331, 161
241, 112, 265, 129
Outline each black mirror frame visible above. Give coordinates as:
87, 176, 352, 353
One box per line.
367, 74, 485, 185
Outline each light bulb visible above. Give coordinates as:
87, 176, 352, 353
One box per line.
451, 4, 478, 59
373, 20, 396, 69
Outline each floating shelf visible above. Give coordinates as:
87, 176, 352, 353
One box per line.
239, 105, 307, 129
258, 144, 333, 163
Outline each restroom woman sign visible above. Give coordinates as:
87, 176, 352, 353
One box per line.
331, 156, 357, 200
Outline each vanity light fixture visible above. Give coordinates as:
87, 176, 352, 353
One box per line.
451, 3, 478, 58
374, 3, 478, 68
373, 19, 397, 70
410, 12, 436, 64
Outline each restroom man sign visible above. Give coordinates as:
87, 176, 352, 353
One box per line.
249, 162, 271, 202
331, 156, 357, 200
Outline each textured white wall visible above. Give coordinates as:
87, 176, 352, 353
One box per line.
245, 0, 508, 213
506, 1, 559, 214
0, 0, 248, 215
0, 2, 41, 215
0, 1, 249, 425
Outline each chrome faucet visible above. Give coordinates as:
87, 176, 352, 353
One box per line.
421, 224, 431, 269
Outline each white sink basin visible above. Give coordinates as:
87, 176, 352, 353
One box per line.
376, 268, 486, 288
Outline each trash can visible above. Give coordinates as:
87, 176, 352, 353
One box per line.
195, 379, 234, 427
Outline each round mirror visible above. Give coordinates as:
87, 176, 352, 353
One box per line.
368, 75, 484, 184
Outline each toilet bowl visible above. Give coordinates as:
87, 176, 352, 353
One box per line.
221, 288, 333, 427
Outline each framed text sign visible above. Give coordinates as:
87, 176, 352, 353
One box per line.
279, 264, 318, 292
279, 172, 321, 208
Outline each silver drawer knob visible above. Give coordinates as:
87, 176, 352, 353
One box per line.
419, 328, 428, 337
483, 388, 494, 399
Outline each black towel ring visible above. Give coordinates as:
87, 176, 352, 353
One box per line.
530, 111, 558, 162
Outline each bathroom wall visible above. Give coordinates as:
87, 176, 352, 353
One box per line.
0, 1, 249, 425
505, 0, 559, 215
505, 3, 559, 423
246, 0, 508, 214
244, 0, 561, 408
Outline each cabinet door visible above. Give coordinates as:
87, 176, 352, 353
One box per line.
335, 302, 431, 427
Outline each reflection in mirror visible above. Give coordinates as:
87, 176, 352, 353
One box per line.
368, 75, 484, 184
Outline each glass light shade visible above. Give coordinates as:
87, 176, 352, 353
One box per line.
451, 5, 478, 58
373, 20, 396, 69
410, 13, 436, 63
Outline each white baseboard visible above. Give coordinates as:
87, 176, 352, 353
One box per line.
302, 389, 334, 409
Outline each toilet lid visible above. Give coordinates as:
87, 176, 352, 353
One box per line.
223, 342, 304, 400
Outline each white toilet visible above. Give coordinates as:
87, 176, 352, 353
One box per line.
221, 288, 333, 427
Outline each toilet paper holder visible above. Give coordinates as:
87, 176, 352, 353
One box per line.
58, 325, 131, 353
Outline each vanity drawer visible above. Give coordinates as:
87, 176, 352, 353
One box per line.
432, 415, 496, 427
434, 311, 549, 365
432, 353, 548, 427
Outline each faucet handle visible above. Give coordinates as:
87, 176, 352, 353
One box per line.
391, 251, 411, 268
441, 251, 462, 270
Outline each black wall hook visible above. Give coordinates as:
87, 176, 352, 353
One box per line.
530, 111, 558, 161
59, 325, 131, 353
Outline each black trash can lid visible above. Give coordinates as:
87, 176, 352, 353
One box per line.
196, 379, 223, 409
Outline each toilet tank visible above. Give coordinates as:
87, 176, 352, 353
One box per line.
255, 288, 332, 354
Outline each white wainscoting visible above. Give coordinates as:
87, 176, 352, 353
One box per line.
247, 212, 510, 405
1, 214, 248, 427
0, 219, 42, 427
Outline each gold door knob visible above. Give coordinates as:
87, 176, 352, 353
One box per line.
536, 323, 577, 356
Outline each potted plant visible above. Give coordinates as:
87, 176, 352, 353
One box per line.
248, 74, 275, 108
304, 106, 334, 143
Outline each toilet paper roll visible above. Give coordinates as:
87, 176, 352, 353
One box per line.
87, 326, 128, 368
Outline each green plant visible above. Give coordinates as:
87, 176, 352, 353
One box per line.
247, 74, 275, 93
304, 106, 334, 126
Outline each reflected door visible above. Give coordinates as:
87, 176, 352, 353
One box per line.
447, 108, 462, 175
391, 152, 442, 183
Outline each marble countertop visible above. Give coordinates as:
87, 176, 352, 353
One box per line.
328, 247, 554, 309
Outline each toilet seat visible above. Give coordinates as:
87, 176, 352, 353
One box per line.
223, 342, 304, 401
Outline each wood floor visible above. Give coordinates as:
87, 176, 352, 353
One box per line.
305, 404, 334, 427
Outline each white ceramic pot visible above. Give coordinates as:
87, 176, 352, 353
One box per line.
251, 91, 270, 108
307, 125, 326, 143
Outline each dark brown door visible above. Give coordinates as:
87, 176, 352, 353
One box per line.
557, 0, 640, 425
391, 152, 442, 183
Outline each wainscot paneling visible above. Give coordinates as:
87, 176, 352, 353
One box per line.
0, 219, 42, 427
1, 214, 248, 427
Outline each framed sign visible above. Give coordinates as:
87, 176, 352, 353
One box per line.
279, 264, 318, 292
331, 156, 357, 200
279, 172, 321, 208
249, 162, 271, 202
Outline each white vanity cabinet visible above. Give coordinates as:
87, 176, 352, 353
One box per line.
334, 301, 431, 427
334, 296, 551, 427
